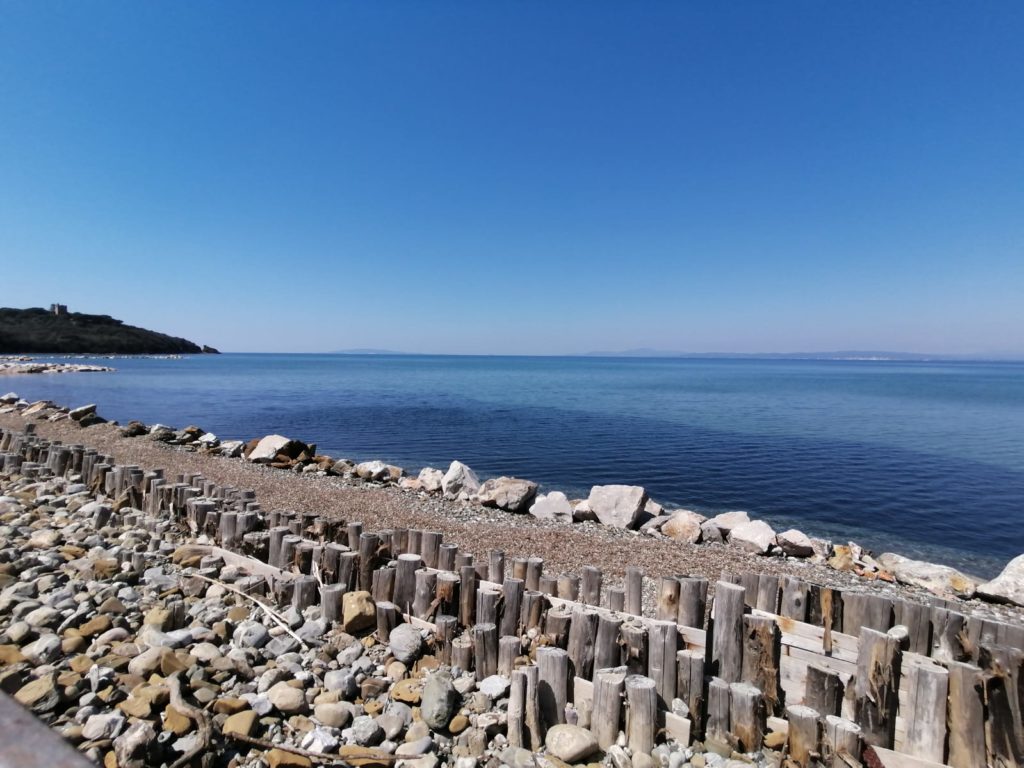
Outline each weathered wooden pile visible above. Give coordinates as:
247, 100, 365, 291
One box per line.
2, 424, 1023, 768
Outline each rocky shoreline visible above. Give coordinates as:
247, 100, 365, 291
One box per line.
1, 396, 1023, 768
0, 357, 115, 375
3, 393, 1019, 612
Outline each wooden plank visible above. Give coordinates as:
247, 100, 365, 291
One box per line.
863, 745, 948, 768
902, 662, 948, 763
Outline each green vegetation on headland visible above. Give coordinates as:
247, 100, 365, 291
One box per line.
0, 306, 218, 355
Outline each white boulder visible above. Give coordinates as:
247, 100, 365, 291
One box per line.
875, 553, 978, 599
777, 529, 815, 558
529, 492, 574, 523
975, 554, 1024, 606
442, 461, 480, 498
418, 468, 444, 493
247, 435, 294, 463
476, 477, 538, 513
729, 520, 777, 555
586, 485, 648, 529
662, 510, 705, 544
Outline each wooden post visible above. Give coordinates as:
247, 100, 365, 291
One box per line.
582, 566, 602, 606
656, 577, 680, 621
786, 704, 821, 768
621, 621, 649, 676
524, 664, 542, 748
526, 557, 543, 591
853, 628, 902, 749
544, 605, 573, 648
979, 645, 1024, 768
452, 636, 474, 673
648, 620, 678, 706
711, 581, 745, 682
322, 583, 345, 624
677, 649, 705, 738
488, 549, 505, 584
357, 532, 379, 592
894, 598, 932, 655
338, 551, 358, 591
592, 666, 627, 749
557, 574, 580, 601
805, 665, 843, 718
292, 575, 318, 611
508, 668, 526, 748
946, 660, 986, 768
624, 675, 657, 755
780, 576, 809, 622
607, 587, 625, 612
537, 646, 569, 730
677, 576, 708, 629
393, 553, 421, 613
436, 614, 457, 666
567, 607, 599, 680
512, 557, 528, 581
729, 682, 765, 753
903, 662, 949, 763
593, 613, 624, 680
500, 578, 525, 638
536, 574, 556, 596
823, 716, 862, 767
371, 567, 395, 603
473, 622, 498, 680
741, 615, 781, 715
522, 590, 546, 632
347, 521, 362, 549
376, 601, 399, 643
626, 566, 644, 616
476, 586, 500, 627
413, 569, 438, 619
931, 607, 968, 662
755, 574, 779, 614
843, 592, 893, 635
706, 677, 731, 751
499, 635, 520, 677
421, 531, 442, 568
438, 543, 458, 572
455, 551, 474, 570
436, 572, 460, 617
459, 564, 478, 629
407, 528, 422, 555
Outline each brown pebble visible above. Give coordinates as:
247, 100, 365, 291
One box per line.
448, 714, 469, 734
163, 705, 193, 735
213, 697, 250, 715
267, 748, 312, 768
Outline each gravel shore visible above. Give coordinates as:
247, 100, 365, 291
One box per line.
3, 411, 1021, 626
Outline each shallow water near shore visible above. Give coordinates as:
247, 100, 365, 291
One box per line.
12, 354, 1024, 578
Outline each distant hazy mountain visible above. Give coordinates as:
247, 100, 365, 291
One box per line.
0, 306, 216, 354
330, 348, 408, 355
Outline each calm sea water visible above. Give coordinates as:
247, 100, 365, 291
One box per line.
10, 354, 1024, 577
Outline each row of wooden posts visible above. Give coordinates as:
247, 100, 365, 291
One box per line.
2, 426, 1023, 767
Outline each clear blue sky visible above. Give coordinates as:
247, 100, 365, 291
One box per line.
1, 2, 1022, 355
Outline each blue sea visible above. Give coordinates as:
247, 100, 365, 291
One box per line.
10, 354, 1024, 578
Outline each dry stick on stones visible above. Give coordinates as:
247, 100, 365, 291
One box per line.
227, 733, 403, 764
167, 671, 212, 768
190, 573, 308, 651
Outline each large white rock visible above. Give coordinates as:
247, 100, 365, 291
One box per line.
728, 520, 777, 555
247, 435, 294, 463
875, 553, 978, 598
777, 529, 815, 558
476, 477, 538, 513
418, 468, 444, 493
661, 510, 706, 543
709, 510, 750, 534
545, 724, 599, 762
976, 554, 1024, 606
356, 460, 399, 482
529, 492, 574, 523
586, 485, 648, 529
442, 461, 480, 497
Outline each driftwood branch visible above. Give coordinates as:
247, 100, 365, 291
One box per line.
227, 732, 403, 763
167, 671, 212, 768
189, 572, 309, 651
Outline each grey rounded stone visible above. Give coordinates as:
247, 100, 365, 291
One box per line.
420, 672, 459, 731
388, 624, 424, 665
350, 715, 384, 746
